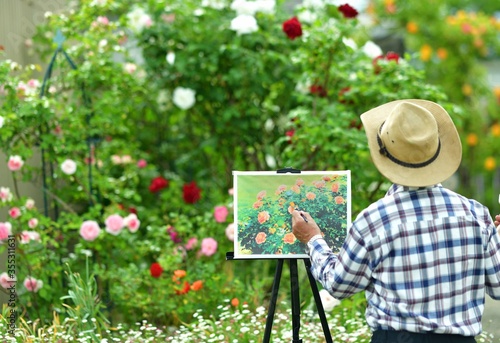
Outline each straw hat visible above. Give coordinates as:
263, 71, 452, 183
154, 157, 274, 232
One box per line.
360, 99, 462, 187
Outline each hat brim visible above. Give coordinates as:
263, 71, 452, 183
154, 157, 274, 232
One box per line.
360, 99, 462, 187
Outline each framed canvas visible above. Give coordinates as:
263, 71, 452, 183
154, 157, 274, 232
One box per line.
232, 170, 351, 259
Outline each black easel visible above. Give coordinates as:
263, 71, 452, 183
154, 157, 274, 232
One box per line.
227, 167, 333, 343
226, 253, 333, 343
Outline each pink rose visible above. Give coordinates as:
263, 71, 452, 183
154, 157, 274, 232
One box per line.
185, 237, 198, 250
28, 218, 38, 229
24, 276, 43, 292
25, 198, 35, 209
20, 230, 41, 244
105, 214, 124, 235
214, 206, 229, 223
96, 16, 109, 25
7, 155, 24, 171
137, 159, 147, 168
200, 237, 218, 256
0, 187, 12, 202
257, 211, 270, 224
9, 207, 21, 219
123, 213, 140, 232
0, 222, 12, 240
225, 223, 235, 241
0, 272, 15, 289
80, 220, 101, 241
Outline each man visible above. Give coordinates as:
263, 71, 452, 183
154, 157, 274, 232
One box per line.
292, 99, 500, 343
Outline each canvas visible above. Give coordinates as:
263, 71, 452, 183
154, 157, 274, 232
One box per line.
233, 170, 351, 259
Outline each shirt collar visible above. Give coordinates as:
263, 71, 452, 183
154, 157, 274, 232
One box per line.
385, 183, 441, 196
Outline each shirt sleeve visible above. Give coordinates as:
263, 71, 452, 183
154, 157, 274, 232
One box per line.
308, 225, 372, 299
484, 226, 500, 299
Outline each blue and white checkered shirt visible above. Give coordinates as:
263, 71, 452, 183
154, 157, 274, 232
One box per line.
308, 183, 500, 336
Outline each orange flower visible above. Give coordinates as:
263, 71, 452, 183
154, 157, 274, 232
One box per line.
306, 192, 316, 200
491, 123, 500, 137
295, 178, 304, 186
253, 200, 263, 209
172, 269, 187, 282
322, 176, 331, 181
406, 21, 418, 33
291, 184, 300, 193
256, 190, 266, 200
231, 298, 239, 307
331, 182, 339, 193
484, 157, 496, 171
257, 211, 270, 224
283, 233, 296, 244
255, 232, 267, 244
462, 84, 473, 96
420, 44, 432, 62
466, 133, 478, 147
436, 48, 448, 60
275, 185, 287, 195
335, 196, 345, 204
191, 280, 203, 291
313, 180, 325, 188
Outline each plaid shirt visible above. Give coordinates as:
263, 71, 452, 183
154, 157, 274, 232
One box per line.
308, 183, 500, 336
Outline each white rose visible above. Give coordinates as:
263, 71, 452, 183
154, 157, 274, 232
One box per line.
361, 41, 383, 59
255, 0, 275, 14
166, 51, 175, 65
342, 38, 357, 50
230, 0, 258, 15
202, 0, 226, 9
297, 10, 317, 24
172, 87, 196, 110
230, 14, 258, 35
61, 159, 77, 175
126, 7, 153, 33
319, 289, 341, 311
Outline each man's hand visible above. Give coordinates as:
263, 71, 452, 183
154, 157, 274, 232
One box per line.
495, 214, 500, 228
291, 210, 322, 244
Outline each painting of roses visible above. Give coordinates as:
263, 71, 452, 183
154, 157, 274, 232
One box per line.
233, 171, 351, 258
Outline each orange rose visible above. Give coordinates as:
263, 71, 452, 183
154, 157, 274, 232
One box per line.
257, 211, 270, 224
253, 200, 263, 209
255, 232, 267, 244
275, 185, 287, 195
191, 280, 203, 291
283, 233, 296, 244
306, 192, 316, 200
172, 269, 187, 282
331, 182, 339, 193
295, 178, 304, 186
491, 123, 500, 137
291, 184, 300, 193
484, 157, 496, 171
313, 180, 325, 188
256, 191, 266, 200
335, 196, 345, 204
406, 21, 418, 34
466, 133, 478, 147
322, 176, 331, 181
231, 298, 240, 306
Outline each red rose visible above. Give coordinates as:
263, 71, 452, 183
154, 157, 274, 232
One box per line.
385, 51, 400, 63
282, 17, 302, 40
310, 84, 327, 97
150, 262, 163, 278
183, 181, 201, 204
286, 129, 295, 138
338, 4, 358, 18
372, 52, 400, 74
149, 176, 169, 193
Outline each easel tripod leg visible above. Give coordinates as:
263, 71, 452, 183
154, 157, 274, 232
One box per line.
263, 259, 284, 343
304, 259, 333, 343
289, 259, 303, 343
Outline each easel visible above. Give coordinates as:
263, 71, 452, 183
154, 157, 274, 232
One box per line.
225, 254, 333, 343
227, 167, 333, 343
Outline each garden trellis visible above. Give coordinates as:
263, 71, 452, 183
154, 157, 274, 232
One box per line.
38, 29, 100, 218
